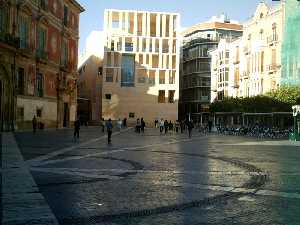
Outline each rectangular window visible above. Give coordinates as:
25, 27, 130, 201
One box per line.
39, 0, 47, 10
138, 69, 147, 83
19, 16, 29, 49
36, 108, 42, 117
261, 51, 264, 72
129, 112, 135, 118
36, 73, 43, 97
148, 70, 155, 85
111, 41, 114, 51
125, 42, 133, 52
37, 27, 46, 58
121, 54, 135, 87
63, 5, 68, 26
105, 68, 114, 82
105, 94, 111, 100
159, 70, 165, 84
168, 90, 175, 103
169, 71, 175, 84
112, 20, 119, 29
0, 6, 8, 34
17, 68, 25, 95
158, 90, 165, 103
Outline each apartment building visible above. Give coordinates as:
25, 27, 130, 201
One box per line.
102, 9, 180, 124
0, 0, 84, 131
179, 15, 242, 121
210, 2, 283, 102
77, 55, 103, 123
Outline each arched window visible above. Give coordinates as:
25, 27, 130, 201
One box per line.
260, 13, 264, 19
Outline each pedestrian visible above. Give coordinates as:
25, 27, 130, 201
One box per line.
141, 118, 145, 133
106, 118, 113, 144
101, 118, 105, 132
164, 120, 169, 134
123, 117, 127, 128
159, 118, 164, 134
32, 115, 37, 133
117, 118, 122, 131
187, 120, 194, 138
180, 120, 184, 133
136, 118, 141, 133
169, 120, 173, 133
154, 119, 158, 128
74, 118, 80, 141
175, 120, 180, 133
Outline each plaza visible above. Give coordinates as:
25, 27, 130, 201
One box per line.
2, 127, 300, 225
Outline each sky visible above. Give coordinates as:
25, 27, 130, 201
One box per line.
77, 0, 277, 55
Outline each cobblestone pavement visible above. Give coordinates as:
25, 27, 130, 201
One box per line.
2, 127, 300, 225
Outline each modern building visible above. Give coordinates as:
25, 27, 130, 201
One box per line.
179, 15, 243, 121
210, 2, 283, 102
102, 9, 180, 125
77, 55, 103, 124
0, 0, 84, 131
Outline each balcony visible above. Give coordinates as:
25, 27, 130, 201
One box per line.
243, 46, 250, 55
0, 33, 20, 49
267, 64, 279, 74
36, 50, 48, 63
267, 34, 278, 46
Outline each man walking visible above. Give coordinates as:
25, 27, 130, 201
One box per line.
106, 118, 113, 144
141, 118, 145, 133
187, 120, 194, 138
159, 118, 164, 134
74, 118, 80, 141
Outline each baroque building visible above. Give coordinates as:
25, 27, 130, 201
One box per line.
210, 2, 283, 101
0, 0, 84, 131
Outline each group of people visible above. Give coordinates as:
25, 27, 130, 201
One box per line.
135, 118, 146, 133
156, 119, 194, 138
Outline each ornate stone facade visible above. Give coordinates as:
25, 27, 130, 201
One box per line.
0, 0, 84, 131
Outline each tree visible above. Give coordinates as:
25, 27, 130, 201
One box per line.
266, 85, 300, 105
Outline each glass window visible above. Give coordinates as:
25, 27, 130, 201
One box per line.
17, 68, 25, 95
159, 70, 165, 84
158, 90, 165, 103
125, 42, 133, 52
19, 16, 29, 49
121, 54, 135, 87
112, 20, 119, 29
37, 27, 46, 57
63, 5, 68, 26
36, 73, 43, 97
168, 90, 175, 103
105, 94, 111, 100
61, 40, 68, 66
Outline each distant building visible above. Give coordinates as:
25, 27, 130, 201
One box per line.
210, 2, 283, 101
77, 55, 103, 124
102, 9, 180, 125
179, 15, 243, 122
0, 0, 84, 131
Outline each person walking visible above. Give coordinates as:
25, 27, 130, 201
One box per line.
159, 118, 164, 134
74, 118, 80, 141
164, 120, 169, 134
136, 118, 141, 133
180, 120, 184, 133
117, 118, 122, 131
175, 120, 180, 133
187, 120, 194, 138
141, 118, 145, 133
32, 115, 37, 134
106, 118, 113, 144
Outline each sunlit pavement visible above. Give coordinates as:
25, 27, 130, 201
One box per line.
2, 127, 300, 225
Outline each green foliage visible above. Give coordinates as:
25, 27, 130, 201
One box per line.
266, 85, 300, 105
210, 95, 292, 113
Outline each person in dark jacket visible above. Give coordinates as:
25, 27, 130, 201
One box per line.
187, 120, 194, 138
74, 118, 80, 141
164, 120, 169, 134
106, 118, 113, 144
141, 118, 146, 133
